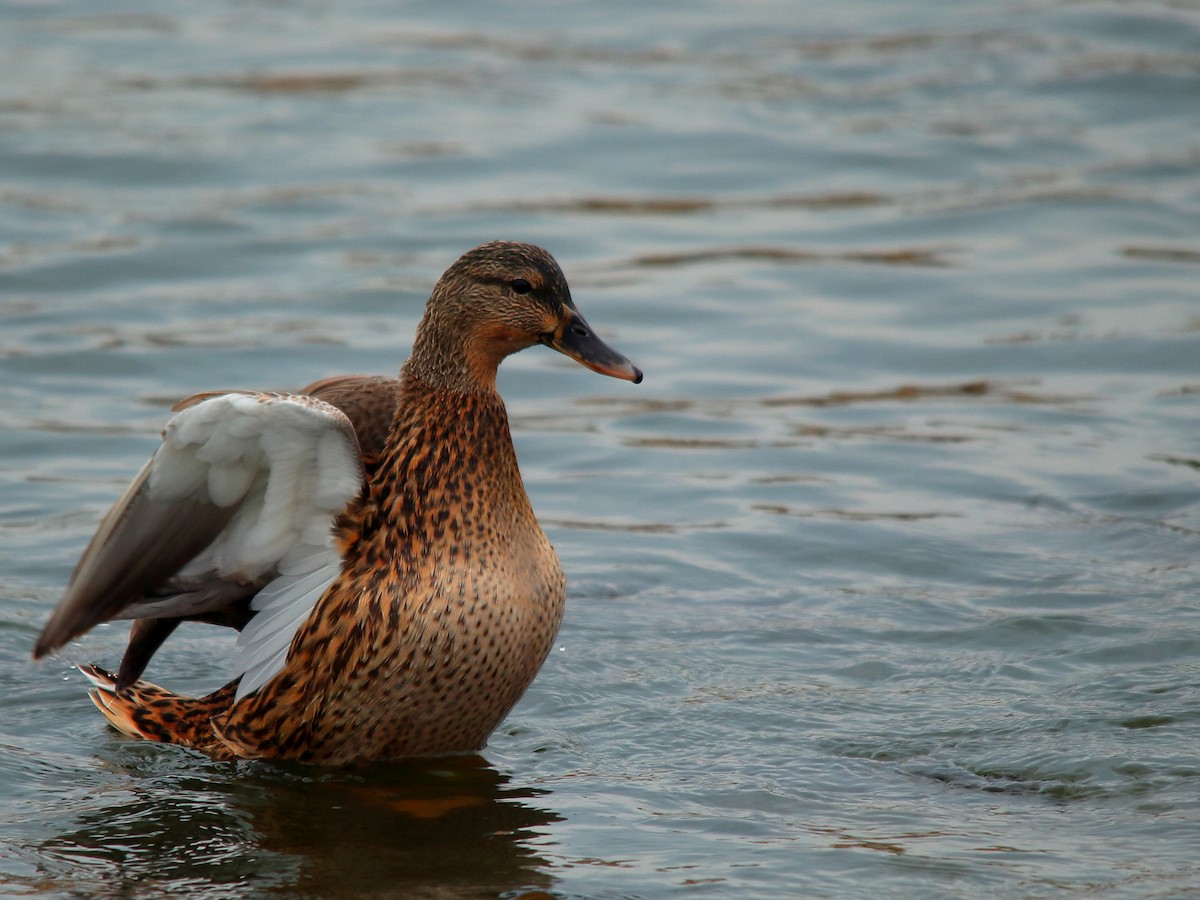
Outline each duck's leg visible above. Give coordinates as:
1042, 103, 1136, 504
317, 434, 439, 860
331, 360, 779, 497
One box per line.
79, 664, 240, 761
116, 618, 180, 691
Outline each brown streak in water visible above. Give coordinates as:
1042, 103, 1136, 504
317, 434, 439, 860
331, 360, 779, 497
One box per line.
29, 421, 147, 437
831, 839, 907, 855
225, 73, 370, 93
452, 192, 890, 216
579, 381, 1087, 421
753, 504, 957, 522
0, 235, 140, 268
975, 845, 1052, 854
985, 327, 1137, 346
124, 69, 475, 94
542, 518, 710, 534
762, 381, 990, 407
625, 437, 762, 450
1059, 52, 1200, 78
623, 429, 970, 449
35, 14, 175, 33
381, 140, 464, 159
629, 246, 950, 268
1122, 246, 1200, 265
791, 424, 973, 444
1150, 454, 1200, 473
1157, 384, 1200, 397
384, 31, 685, 67
750, 474, 828, 485
0, 191, 84, 212
792, 32, 942, 57
927, 184, 1137, 215
572, 397, 694, 414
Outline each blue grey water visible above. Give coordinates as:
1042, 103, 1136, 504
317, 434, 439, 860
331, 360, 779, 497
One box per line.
1, 0, 1198, 896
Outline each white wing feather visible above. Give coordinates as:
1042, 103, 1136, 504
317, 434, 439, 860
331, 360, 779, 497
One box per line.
232, 550, 339, 701
146, 392, 362, 700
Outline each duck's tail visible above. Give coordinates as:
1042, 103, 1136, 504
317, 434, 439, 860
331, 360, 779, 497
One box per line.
79, 664, 240, 760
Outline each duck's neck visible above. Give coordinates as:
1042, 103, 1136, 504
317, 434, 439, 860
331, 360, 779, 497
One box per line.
403, 339, 483, 395
404, 309, 511, 395
364, 374, 530, 550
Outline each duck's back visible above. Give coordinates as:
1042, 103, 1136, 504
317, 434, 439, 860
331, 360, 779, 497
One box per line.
303, 374, 403, 468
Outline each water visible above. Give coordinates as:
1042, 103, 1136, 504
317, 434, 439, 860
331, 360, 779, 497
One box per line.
2, 0, 1199, 896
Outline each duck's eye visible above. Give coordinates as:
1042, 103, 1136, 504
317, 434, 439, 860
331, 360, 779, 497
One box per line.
510, 278, 533, 294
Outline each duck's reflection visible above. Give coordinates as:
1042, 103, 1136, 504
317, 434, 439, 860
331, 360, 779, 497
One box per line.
41, 747, 560, 898
252, 755, 561, 897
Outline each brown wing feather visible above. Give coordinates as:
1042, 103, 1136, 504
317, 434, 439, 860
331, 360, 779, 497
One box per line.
33, 460, 238, 659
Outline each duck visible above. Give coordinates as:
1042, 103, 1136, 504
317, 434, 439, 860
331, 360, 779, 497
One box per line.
32, 241, 642, 766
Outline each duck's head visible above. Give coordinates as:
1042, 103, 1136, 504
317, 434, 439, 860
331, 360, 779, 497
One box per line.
406, 241, 643, 393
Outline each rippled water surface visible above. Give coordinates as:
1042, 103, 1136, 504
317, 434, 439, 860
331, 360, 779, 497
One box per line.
3, 1, 1200, 897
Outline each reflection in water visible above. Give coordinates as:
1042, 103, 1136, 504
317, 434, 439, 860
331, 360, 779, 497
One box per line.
36, 749, 560, 898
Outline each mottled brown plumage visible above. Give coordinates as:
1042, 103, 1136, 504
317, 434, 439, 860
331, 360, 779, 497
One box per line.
216, 387, 564, 763
36, 241, 641, 766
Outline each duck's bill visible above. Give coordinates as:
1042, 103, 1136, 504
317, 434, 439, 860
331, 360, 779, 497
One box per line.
543, 312, 643, 384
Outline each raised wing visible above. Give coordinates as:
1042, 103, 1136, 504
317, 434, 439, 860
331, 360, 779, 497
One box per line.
227, 375, 404, 701
34, 392, 364, 688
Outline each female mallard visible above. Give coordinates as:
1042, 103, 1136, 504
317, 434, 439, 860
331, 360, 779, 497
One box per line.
33, 241, 642, 765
